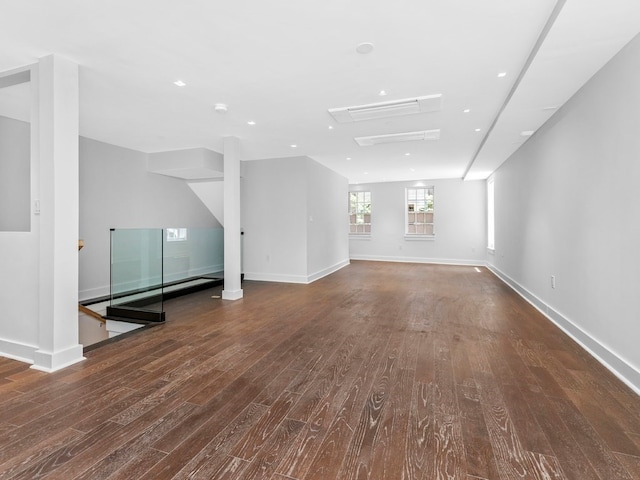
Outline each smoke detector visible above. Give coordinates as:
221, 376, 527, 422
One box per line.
214, 103, 228, 114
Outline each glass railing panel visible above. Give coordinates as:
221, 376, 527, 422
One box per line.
110, 228, 163, 312
163, 227, 224, 289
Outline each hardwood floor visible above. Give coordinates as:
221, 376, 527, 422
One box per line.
0, 261, 639, 479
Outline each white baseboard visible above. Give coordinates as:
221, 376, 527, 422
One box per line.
0, 337, 37, 365
350, 254, 484, 267
487, 264, 640, 395
244, 259, 350, 285
242, 272, 310, 284
32, 344, 85, 373
79, 285, 110, 302
307, 259, 350, 283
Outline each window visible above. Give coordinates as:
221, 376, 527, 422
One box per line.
487, 177, 495, 250
406, 187, 434, 235
349, 191, 371, 234
166, 228, 188, 242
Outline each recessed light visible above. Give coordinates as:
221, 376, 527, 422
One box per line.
404, 152, 411, 156
346, 157, 352, 161
290, 144, 297, 148
497, 72, 507, 78
173, 80, 186, 87
463, 108, 471, 113
328, 125, 334, 130
214, 103, 228, 114
356, 42, 374, 54
247, 121, 256, 125
379, 90, 387, 96
475, 128, 481, 132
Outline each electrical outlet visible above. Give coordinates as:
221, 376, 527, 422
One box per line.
551, 275, 556, 289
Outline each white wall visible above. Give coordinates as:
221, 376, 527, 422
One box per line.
0, 84, 39, 362
306, 159, 350, 281
0, 115, 30, 232
79, 137, 219, 300
242, 156, 350, 283
349, 179, 486, 265
241, 157, 308, 282
489, 33, 640, 392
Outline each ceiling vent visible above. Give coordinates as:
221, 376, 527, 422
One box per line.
355, 129, 440, 146
329, 94, 442, 123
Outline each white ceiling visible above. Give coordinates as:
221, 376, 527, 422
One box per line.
0, 0, 639, 183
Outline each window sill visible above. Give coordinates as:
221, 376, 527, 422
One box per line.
349, 234, 371, 240
404, 234, 435, 241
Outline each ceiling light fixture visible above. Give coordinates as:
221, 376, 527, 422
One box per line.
328, 125, 333, 130
378, 90, 387, 96
356, 42, 374, 54
346, 157, 352, 160
173, 80, 186, 87
213, 103, 228, 113
290, 144, 297, 148
247, 121, 256, 125
475, 128, 482, 132
463, 108, 471, 113
497, 72, 507, 78
404, 152, 411, 156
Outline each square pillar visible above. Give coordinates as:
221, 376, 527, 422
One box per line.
222, 136, 243, 300
33, 54, 84, 371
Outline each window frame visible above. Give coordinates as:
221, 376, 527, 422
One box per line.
404, 186, 435, 238
487, 177, 495, 252
349, 191, 372, 236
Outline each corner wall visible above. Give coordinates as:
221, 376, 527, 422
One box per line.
241, 156, 350, 283
349, 179, 487, 265
79, 137, 219, 300
489, 33, 640, 392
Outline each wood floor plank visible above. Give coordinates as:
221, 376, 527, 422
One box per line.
0, 262, 638, 479
171, 402, 269, 480
524, 391, 601, 480
294, 335, 391, 480
336, 333, 403, 479
547, 396, 633, 479
457, 385, 500, 480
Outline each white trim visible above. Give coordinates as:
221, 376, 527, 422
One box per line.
307, 259, 350, 283
403, 235, 436, 241
244, 259, 350, 285
222, 289, 244, 300
0, 337, 38, 365
243, 272, 309, 284
32, 344, 85, 372
79, 285, 110, 302
350, 254, 484, 267
487, 263, 640, 395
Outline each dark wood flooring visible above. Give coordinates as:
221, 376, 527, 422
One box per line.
1, 261, 639, 479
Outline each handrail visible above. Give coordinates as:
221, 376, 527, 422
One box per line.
78, 239, 106, 323
78, 304, 106, 324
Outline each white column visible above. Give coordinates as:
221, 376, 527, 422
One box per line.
222, 136, 243, 300
33, 54, 84, 371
